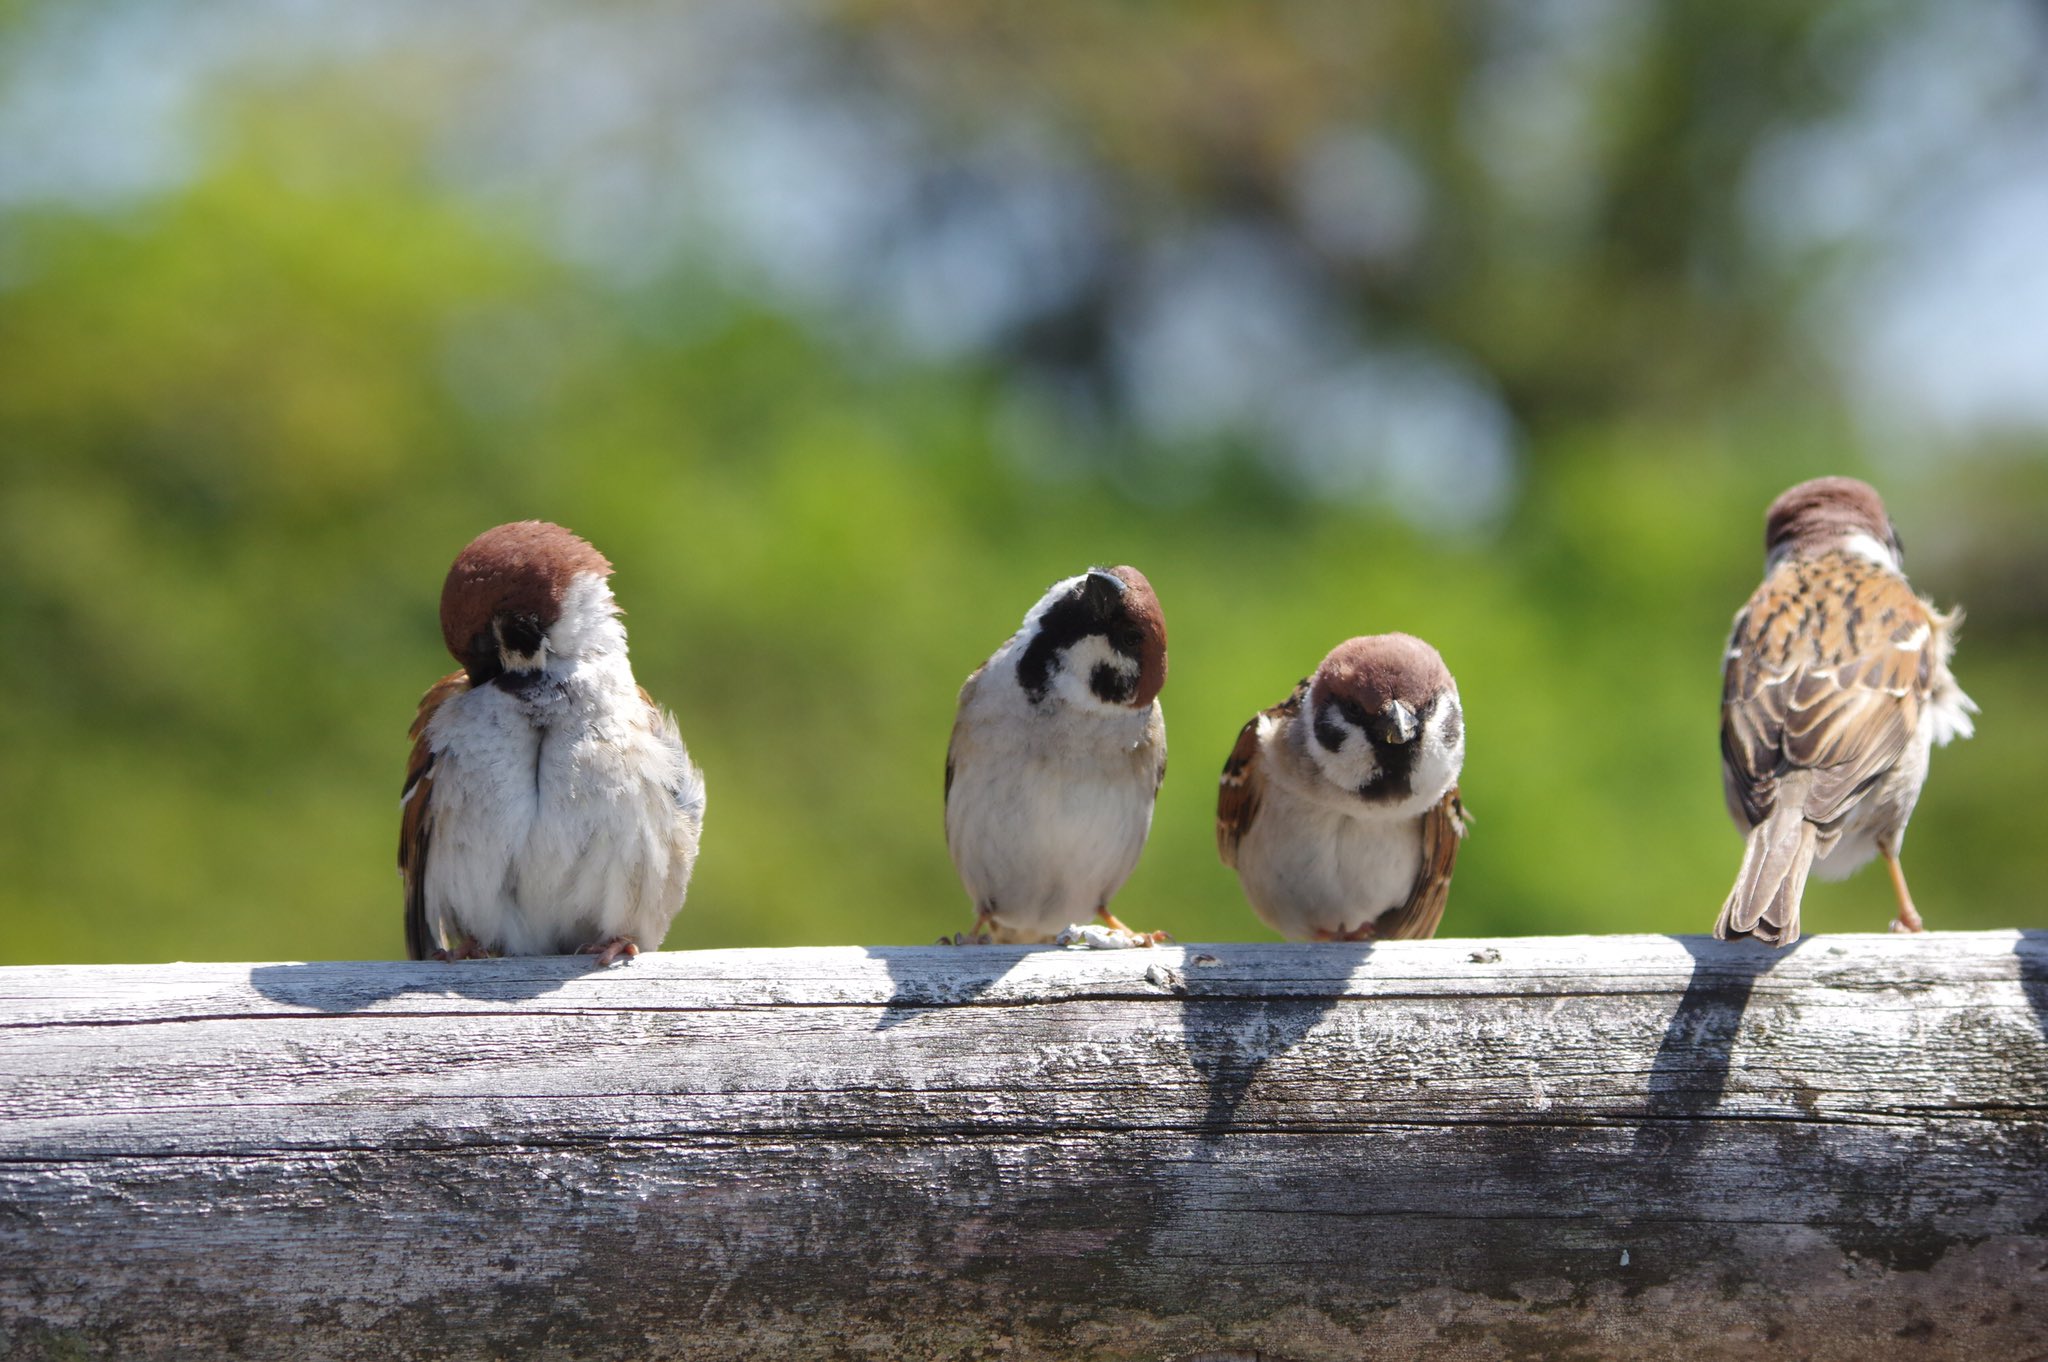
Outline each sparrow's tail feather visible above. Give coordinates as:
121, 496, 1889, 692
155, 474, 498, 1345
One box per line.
1715, 799, 1816, 948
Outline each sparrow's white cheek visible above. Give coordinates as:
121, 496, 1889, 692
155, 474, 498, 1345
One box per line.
545, 573, 628, 664
1307, 722, 1380, 794
1410, 695, 1465, 804
1049, 635, 1138, 710
1435, 693, 1465, 769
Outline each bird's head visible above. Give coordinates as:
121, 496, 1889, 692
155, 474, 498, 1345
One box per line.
1764, 476, 1902, 572
1305, 633, 1463, 811
439, 521, 620, 687
1012, 565, 1168, 713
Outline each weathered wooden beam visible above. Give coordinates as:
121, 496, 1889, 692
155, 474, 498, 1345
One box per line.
2, 932, 2044, 1361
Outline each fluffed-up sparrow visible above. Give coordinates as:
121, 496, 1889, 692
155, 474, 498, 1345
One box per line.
400, 521, 707, 966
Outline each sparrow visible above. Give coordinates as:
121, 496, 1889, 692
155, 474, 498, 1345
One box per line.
1217, 634, 1468, 942
1716, 476, 1976, 946
944, 567, 1169, 944
399, 521, 707, 966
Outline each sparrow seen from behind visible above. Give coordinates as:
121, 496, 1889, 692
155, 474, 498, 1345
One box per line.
400, 521, 707, 966
944, 567, 1169, 944
1716, 477, 1975, 946
1218, 634, 1468, 942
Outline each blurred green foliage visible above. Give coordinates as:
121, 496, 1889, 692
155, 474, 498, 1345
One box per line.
1, 6, 2043, 964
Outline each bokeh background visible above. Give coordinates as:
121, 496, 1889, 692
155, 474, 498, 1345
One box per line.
2, 0, 2044, 964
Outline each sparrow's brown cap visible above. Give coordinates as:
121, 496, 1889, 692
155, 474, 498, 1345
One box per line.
1312, 633, 1453, 714
1765, 477, 1892, 558
1107, 565, 1168, 707
440, 521, 612, 668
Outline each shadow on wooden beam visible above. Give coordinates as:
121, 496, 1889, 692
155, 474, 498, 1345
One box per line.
2, 931, 2045, 1361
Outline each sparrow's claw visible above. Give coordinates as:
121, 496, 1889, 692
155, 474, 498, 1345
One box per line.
1057, 923, 1168, 950
1308, 923, 1378, 943
430, 934, 492, 961
1093, 909, 1169, 943
580, 936, 640, 968
940, 908, 1003, 945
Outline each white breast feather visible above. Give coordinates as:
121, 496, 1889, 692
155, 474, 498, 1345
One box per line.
422, 575, 705, 955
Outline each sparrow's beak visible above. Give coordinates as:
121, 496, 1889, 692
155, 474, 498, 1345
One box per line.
1081, 568, 1128, 620
1375, 699, 1419, 745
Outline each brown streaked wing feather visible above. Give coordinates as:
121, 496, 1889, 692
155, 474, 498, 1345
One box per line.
1376, 788, 1468, 941
1797, 645, 1922, 826
944, 663, 986, 810
1720, 598, 1787, 826
1214, 717, 1264, 870
1719, 554, 1932, 832
400, 670, 468, 961
1216, 683, 1303, 869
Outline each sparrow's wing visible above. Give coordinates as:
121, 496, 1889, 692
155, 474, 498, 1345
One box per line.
1144, 699, 1168, 799
1721, 554, 1934, 831
944, 663, 986, 810
1214, 717, 1264, 870
400, 670, 469, 961
1376, 787, 1468, 941
639, 685, 708, 831
1216, 683, 1304, 869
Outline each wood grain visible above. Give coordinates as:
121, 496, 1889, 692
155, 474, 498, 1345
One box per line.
3, 932, 2045, 1361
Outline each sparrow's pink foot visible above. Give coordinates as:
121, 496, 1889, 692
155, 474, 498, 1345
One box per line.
580, 936, 640, 967
1311, 922, 1378, 943
431, 934, 492, 961
941, 910, 1000, 945
1095, 908, 1171, 945
1883, 850, 1926, 934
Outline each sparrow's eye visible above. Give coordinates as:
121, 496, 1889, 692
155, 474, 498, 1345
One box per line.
1110, 624, 1143, 653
